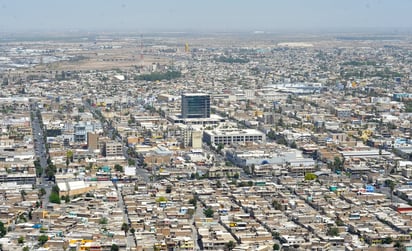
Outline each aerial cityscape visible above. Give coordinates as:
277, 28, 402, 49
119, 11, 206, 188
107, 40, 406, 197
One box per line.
1, 1, 412, 251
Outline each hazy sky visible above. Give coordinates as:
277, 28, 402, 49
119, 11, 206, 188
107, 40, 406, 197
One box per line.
0, 0, 411, 32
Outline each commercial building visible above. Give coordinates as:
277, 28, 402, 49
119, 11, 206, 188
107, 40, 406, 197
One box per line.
104, 141, 123, 157
73, 122, 96, 143
226, 148, 314, 168
203, 128, 265, 146
87, 132, 99, 150
0, 173, 36, 185
181, 93, 210, 119
183, 127, 202, 149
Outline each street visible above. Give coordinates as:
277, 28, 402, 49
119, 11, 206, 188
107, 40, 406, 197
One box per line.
31, 107, 51, 208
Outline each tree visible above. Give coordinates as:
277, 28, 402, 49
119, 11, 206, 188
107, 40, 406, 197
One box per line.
385, 179, 396, 203
326, 227, 339, 236
121, 223, 130, 236
110, 244, 119, 251
51, 185, 60, 194
333, 157, 344, 172
114, 164, 123, 172
23, 247, 29, 251
304, 173, 317, 181
38, 235, 48, 245
217, 143, 224, 153
224, 241, 235, 251
156, 196, 167, 203
394, 241, 404, 250
0, 221, 6, 237
335, 218, 345, 226
204, 207, 214, 218
18, 236, 25, 244
99, 217, 108, 225
49, 192, 61, 204
382, 237, 393, 244
128, 158, 136, 166
130, 228, 135, 235
39, 188, 46, 197
273, 243, 280, 250
189, 196, 197, 207
272, 200, 282, 210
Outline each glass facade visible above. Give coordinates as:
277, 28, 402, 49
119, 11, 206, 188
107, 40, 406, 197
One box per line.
181, 93, 210, 118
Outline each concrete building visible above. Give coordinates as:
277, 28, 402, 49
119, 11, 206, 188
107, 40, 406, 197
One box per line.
203, 128, 265, 146
183, 127, 202, 149
226, 148, 314, 168
87, 132, 99, 150
104, 141, 123, 157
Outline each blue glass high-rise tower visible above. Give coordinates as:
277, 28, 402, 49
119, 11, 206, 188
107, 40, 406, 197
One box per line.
181, 93, 211, 119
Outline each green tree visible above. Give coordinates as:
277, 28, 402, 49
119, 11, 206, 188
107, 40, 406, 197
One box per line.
114, 164, 123, 172
51, 185, 60, 194
333, 157, 343, 172
99, 217, 108, 224
326, 227, 339, 236
189, 197, 197, 207
165, 185, 172, 193
204, 207, 214, 218
23, 247, 29, 251
304, 173, 317, 181
18, 236, 25, 244
38, 235, 48, 245
272, 200, 282, 210
128, 159, 136, 166
224, 240, 236, 251
39, 188, 46, 197
121, 223, 130, 236
49, 192, 61, 204
217, 143, 224, 153
394, 241, 404, 250
273, 243, 280, 250
382, 237, 393, 244
335, 218, 345, 226
156, 196, 167, 203
0, 221, 7, 237
110, 244, 119, 251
